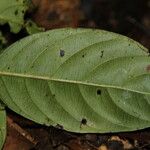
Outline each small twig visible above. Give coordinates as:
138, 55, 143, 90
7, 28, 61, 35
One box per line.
7, 116, 38, 145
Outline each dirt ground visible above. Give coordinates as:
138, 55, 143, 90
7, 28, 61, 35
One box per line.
1, 0, 150, 150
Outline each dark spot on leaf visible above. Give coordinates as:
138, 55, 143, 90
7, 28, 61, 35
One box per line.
7, 67, 10, 70
128, 44, 131, 46
100, 50, 104, 58
55, 124, 63, 129
146, 65, 150, 72
52, 94, 55, 97
97, 89, 101, 95
81, 118, 87, 125
129, 75, 134, 78
60, 50, 65, 57
82, 54, 85, 58
46, 118, 51, 123
14, 10, 18, 15
131, 57, 134, 59
22, 10, 25, 14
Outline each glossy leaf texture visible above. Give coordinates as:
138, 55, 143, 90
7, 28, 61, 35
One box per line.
0, 28, 150, 133
0, 104, 6, 150
0, 0, 29, 33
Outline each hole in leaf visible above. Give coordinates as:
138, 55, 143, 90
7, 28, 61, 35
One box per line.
97, 89, 101, 95
14, 10, 18, 15
100, 50, 104, 58
60, 50, 65, 57
81, 118, 87, 125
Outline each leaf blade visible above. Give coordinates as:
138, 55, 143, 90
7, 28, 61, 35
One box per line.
0, 28, 149, 133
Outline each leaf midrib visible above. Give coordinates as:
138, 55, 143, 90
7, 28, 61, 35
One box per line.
0, 71, 149, 95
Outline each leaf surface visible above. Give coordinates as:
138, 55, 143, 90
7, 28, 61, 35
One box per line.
0, 28, 150, 133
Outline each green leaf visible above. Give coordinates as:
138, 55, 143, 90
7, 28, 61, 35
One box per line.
25, 20, 45, 35
0, 104, 6, 149
0, 28, 149, 133
0, 0, 29, 33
